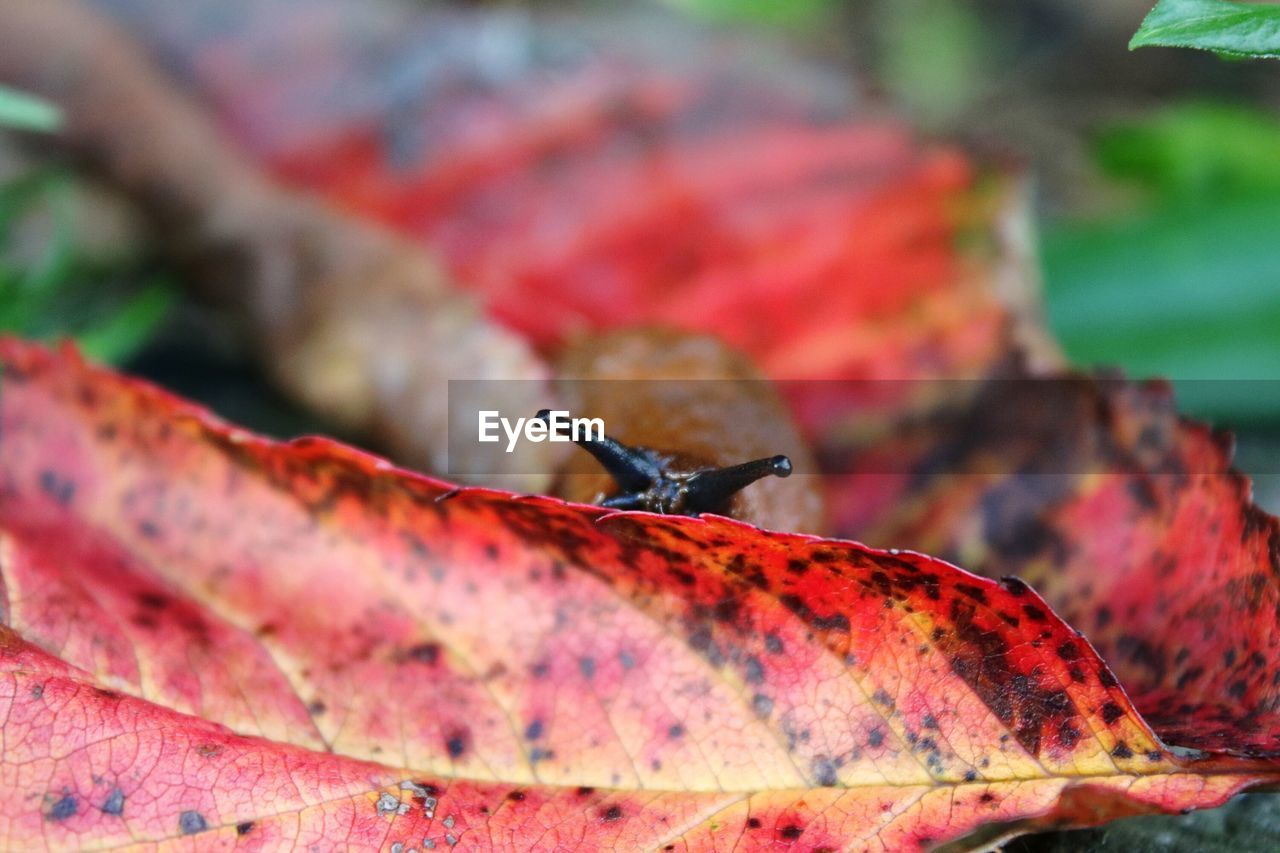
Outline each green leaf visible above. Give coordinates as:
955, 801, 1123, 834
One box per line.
878, 0, 986, 125
1042, 197, 1280, 425
1131, 0, 1280, 59
75, 282, 175, 364
1096, 103, 1280, 201
0, 85, 62, 133
660, 0, 834, 28
0, 166, 174, 364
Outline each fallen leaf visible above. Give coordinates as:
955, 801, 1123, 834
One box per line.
95, 0, 1060, 403
826, 375, 1280, 758
0, 0, 554, 480
1, 338, 1276, 850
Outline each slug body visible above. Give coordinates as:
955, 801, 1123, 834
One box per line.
537, 408, 793, 516
551, 328, 827, 534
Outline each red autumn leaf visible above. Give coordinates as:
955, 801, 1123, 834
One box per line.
100, 0, 1055, 408
824, 375, 1280, 759
2, 339, 1277, 850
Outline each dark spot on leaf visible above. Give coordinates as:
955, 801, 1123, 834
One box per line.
179, 811, 208, 835
525, 720, 544, 740
812, 612, 850, 632
812, 757, 838, 786
752, 694, 774, 717
136, 592, 169, 610
446, 729, 469, 758
406, 643, 440, 665
868, 728, 884, 748
1101, 702, 1124, 725
47, 794, 77, 822
668, 724, 684, 739
508, 791, 527, 801
780, 825, 803, 840
576, 787, 595, 797
237, 822, 255, 835
670, 568, 696, 586
602, 805, 622, 822
1113, 742, 1134, 759
747, 817, 762, 829
38, 469, 74, 506
744, 656, 764, 684
579, 657, 596, 680
712, 596, 740, 623
101, 788, 124, 816
687, 625, 724, 667
780, 594, 808, 617
765, 633, 784, 654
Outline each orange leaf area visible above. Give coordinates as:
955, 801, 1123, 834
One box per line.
2, 339, 1275, 850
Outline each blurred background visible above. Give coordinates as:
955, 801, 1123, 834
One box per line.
3, 0, 1278, 503
2, 2, 1279, 845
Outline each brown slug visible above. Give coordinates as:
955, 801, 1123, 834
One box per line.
550, 328, 827, 535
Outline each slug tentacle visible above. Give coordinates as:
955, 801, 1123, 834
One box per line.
681, 455, 792, 513
537, 409, 791, 517
536, 409, 661, 492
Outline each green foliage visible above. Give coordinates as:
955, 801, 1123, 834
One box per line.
1132, 0, 1280, 59
0, 169, 173, 364
660, 0, 834, 29
1042, 104, 1280, 425
0, 86, 62, 133
878, 0, 985, 125
1095, 103, 1280, 201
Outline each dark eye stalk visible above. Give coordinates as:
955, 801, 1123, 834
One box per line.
536, 409, 791, 516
